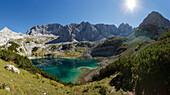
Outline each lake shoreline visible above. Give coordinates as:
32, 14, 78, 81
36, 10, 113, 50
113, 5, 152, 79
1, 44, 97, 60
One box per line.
29, 56, 107, 84
79, 61, 105, 84
81, 58, 118, 84
28, 57, 104, 84
28, 56, 104, 61
28, 56, 77, 59
78, 66, 101, 84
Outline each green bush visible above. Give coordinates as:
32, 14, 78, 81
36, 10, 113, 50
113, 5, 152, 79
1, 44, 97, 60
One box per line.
7, 42, 20, 52
99, 86, 107, 95
0, 83, 7, 89
158, 29, 170, 41
19, 48, 25, 53
32, 47, 39, 52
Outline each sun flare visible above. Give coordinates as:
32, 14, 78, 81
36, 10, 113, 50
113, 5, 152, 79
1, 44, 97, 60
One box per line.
126, 0, 137, 12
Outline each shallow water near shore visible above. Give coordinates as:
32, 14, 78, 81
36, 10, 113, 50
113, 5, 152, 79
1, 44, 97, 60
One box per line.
31, 58, 100, 83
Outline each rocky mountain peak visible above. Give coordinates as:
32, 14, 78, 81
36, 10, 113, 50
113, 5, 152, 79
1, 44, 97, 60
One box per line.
0, 27, 26, 46
150, 11, 163, 16
0, 27, 11, 32
79, 21, 92, 28
80, 21, 91, 25
118, 23, 134, 37
139, 11, 170, 28
118, 23, 132, 29
136, 11, 170, 40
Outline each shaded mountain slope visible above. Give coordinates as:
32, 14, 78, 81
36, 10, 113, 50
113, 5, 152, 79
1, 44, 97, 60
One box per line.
134, 11, 170, 40
91, 37, 127, 57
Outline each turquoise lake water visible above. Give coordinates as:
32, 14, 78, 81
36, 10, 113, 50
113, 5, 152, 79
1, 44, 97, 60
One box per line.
31, 58, 100, 83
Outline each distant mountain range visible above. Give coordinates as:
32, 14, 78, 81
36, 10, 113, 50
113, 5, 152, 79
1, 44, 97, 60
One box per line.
26, 22, 135, 43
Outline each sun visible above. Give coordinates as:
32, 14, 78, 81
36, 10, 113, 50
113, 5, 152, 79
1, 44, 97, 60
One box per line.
126, 0, 137, 12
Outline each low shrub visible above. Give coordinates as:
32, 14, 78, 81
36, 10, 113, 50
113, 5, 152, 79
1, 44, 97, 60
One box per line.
0, 83, 7, 89
7, 42, 20, 52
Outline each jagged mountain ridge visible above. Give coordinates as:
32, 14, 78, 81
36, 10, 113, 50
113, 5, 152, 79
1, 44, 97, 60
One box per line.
27, 22, 135, 43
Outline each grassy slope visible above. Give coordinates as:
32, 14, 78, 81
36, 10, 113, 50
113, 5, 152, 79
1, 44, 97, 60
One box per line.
0, 59, 64, 95
0, 59, 126, 95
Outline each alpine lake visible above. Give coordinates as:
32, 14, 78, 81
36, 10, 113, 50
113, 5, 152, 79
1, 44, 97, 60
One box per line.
31, 58, 100, 83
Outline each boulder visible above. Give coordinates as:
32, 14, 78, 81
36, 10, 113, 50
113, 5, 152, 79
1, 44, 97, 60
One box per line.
5, 65, 20, 74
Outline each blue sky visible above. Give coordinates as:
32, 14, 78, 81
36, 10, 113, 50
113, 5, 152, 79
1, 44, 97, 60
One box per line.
0, 0, 169, 33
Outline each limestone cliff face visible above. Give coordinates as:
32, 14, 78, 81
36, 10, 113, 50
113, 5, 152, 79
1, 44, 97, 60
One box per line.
135, 11, 170, 40
27, 22, 134, 43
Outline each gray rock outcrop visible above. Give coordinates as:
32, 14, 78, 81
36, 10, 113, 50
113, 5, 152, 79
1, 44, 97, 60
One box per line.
26, 23, 63, 36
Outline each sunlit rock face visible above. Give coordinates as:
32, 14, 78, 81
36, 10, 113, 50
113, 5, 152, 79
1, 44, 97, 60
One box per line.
0, 27, 27, 46
0, 27, 57, 56
135, 11, 170, 40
